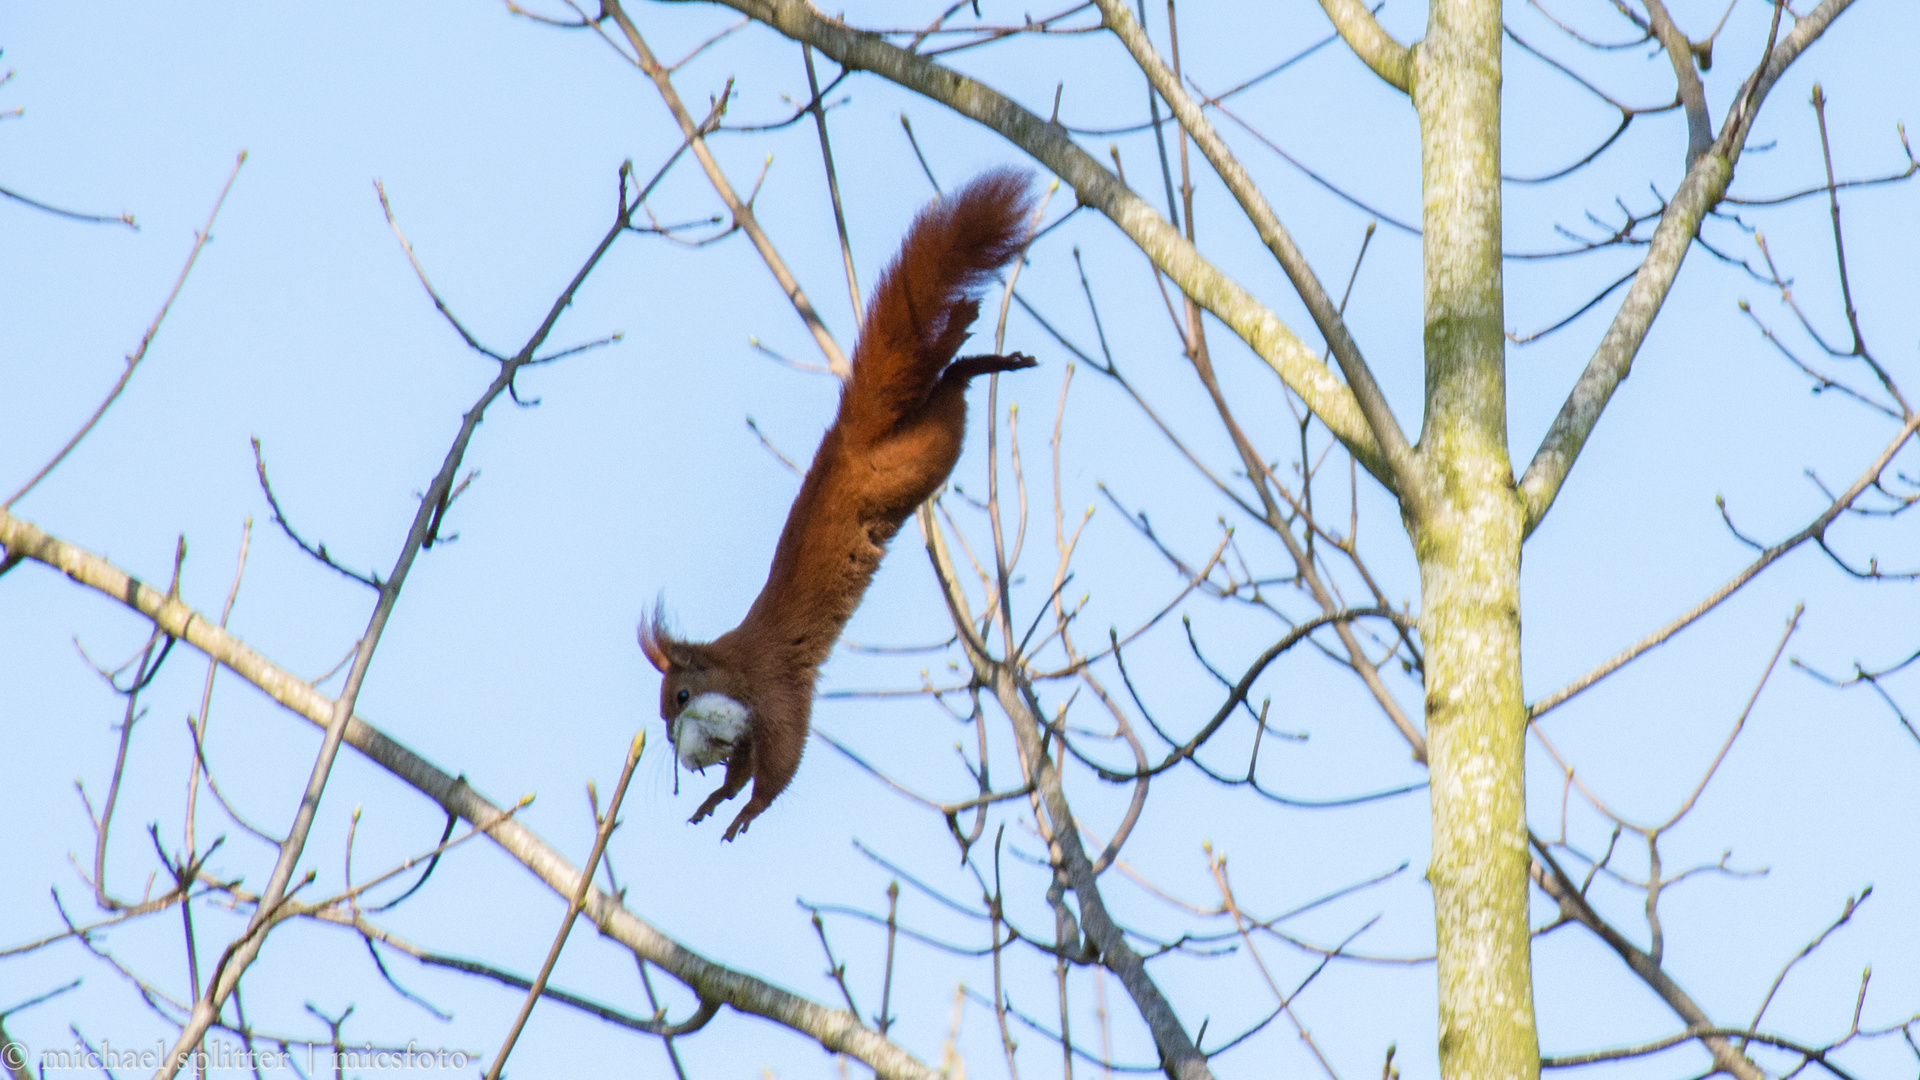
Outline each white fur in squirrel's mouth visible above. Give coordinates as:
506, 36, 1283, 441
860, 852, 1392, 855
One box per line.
672, 692, 750, 770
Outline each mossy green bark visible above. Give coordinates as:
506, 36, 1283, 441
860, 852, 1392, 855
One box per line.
1412, 1, 1540, 1078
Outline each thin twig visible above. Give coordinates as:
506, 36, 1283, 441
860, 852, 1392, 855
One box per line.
158, 158, 657, 1077
486, 733, 647, 1079
1531, 410, 1920, 719
7, 152, 245, 508
0, 183, 136, 228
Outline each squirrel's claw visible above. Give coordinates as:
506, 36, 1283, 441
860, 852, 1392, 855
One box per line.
689, 787, 731, 824
721, 799, 768, 842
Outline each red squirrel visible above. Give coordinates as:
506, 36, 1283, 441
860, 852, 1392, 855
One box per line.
641, 169, 1038, 840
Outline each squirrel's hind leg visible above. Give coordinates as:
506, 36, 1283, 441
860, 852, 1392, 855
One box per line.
722, 797, 769, 841
722, 700, 808, 840
691, 742, 753, 825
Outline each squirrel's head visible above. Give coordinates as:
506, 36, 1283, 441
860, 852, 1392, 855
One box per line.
640, 606, 751, 771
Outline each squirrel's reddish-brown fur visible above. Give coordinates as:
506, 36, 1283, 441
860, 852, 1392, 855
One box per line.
642, 169, 1037, 840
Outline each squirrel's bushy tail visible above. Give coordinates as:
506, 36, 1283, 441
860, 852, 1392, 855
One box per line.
845, 168, 1035, 435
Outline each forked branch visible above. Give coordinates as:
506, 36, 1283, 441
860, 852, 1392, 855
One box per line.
1518, 0, 1856, 534
1092, 0, 1429, 517
1314, 0, 1411, 92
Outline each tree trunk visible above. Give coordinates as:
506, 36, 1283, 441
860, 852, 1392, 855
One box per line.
1412, 1, 1539, 1078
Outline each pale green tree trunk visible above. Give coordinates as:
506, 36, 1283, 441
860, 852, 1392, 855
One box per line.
1411, 1, 1538, 1078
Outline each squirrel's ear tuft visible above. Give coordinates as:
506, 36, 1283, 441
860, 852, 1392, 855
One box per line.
638, 600, 676, 673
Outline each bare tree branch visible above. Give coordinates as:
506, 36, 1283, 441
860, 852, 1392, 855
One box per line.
1092, 0, 1430, 517
1314, 0, 1412, 91
602, 1, 852, 378
0, 183, 137, 228
485, 732, 647, 1078
155, 160, 656, 1075
0, 507, 940, 1080
6, 152, 245, 509
1530, 408, 1918, 719
1530, 840, 1766, 1080
1641, 0, 1714, 170
1518, 0, 1856, 535
671, 0, 1391, 486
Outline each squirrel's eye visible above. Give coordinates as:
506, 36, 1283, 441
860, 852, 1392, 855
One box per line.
676, 688, 691, 707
